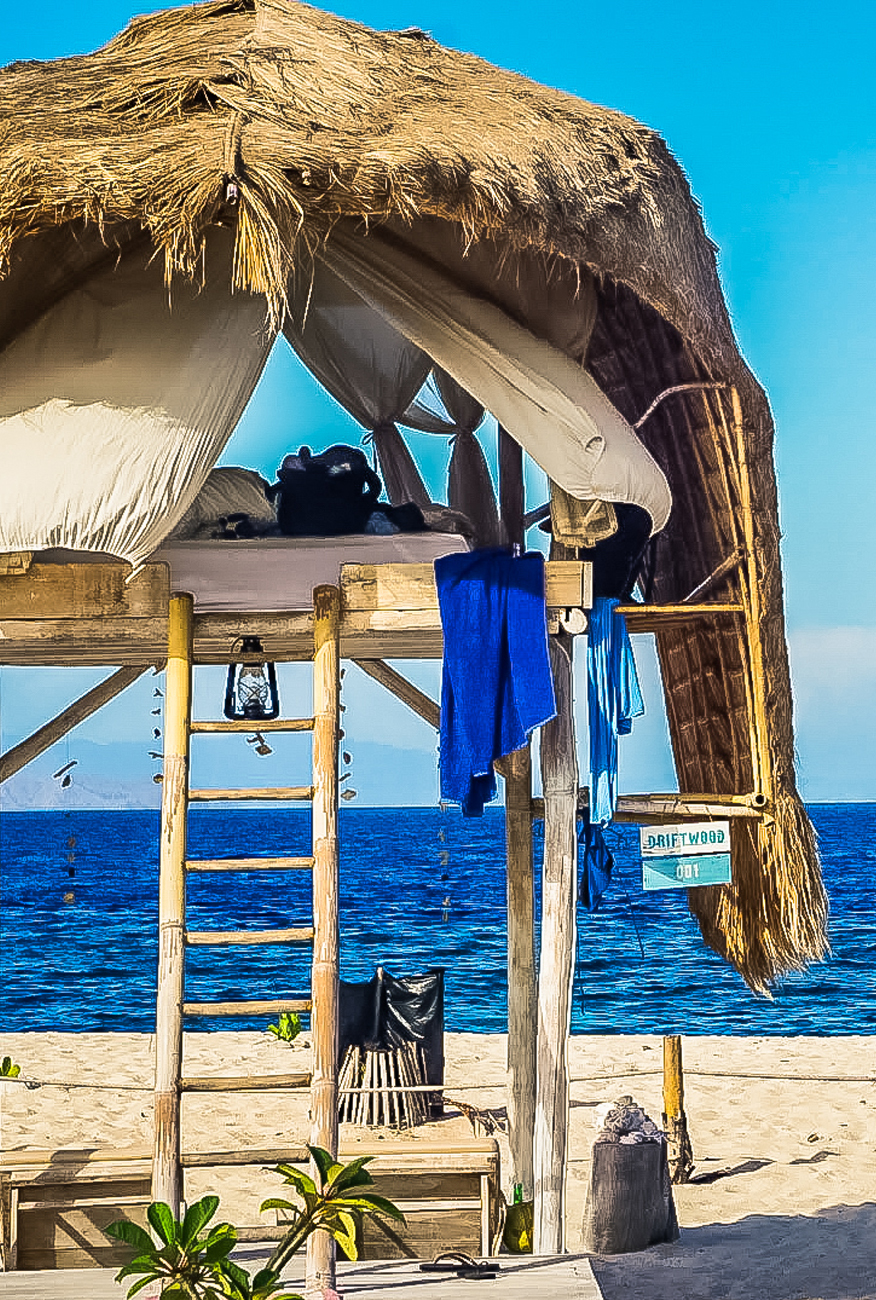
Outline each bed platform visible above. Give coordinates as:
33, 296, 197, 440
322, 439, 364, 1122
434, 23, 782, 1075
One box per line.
150, 533, 471, 614
0, 546, 592, 666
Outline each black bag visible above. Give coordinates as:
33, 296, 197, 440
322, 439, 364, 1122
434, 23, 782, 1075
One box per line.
273, 445, 383, 536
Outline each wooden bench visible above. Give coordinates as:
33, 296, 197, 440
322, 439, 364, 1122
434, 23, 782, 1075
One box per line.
1, 1139, 501, 1270
0, 1148, 153, 1272
253, 1140, 502, 1261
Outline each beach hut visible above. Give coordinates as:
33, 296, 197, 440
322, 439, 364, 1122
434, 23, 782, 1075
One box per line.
0, 0, 828, 1281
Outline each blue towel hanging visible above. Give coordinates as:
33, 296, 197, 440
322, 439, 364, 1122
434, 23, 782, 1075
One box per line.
587, 596, 644, 827
435, 548, 556, 816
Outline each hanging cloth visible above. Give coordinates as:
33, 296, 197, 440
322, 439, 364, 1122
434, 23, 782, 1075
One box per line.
283, 257, 486, 513
587, 597, 644, 826
435, 549, 556, 816
549, 483, 617, 548
578, 818, 615, 911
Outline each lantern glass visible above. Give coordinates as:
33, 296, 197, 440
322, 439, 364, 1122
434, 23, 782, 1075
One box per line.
224, 636, 280, 721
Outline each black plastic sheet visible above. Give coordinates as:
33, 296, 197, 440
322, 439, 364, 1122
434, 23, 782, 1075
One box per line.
339, 966, 445, 1112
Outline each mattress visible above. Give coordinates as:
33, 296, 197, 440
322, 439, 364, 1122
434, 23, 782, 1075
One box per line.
150, 533, 470, 613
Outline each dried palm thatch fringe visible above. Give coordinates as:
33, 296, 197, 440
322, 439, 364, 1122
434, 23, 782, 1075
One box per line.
0, 0, 828, 989
689, 795, 829, 996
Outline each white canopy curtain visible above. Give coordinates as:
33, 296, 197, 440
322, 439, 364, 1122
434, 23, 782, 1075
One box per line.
321, 225, 672, 533
281, 256, 502, 543
0, 226, 273, 566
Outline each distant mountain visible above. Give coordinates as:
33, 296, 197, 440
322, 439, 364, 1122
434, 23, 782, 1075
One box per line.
0, 738, 440, 810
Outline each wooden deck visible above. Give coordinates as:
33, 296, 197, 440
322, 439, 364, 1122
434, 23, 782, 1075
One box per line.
0, 1253, 604, 1298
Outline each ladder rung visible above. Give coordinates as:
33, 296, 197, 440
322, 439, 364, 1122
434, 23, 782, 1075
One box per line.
183, 998, 312, 1017
186, 927, 314, 946
235, 1226, 288, 1242
186, 856, 314, 873
190, 719, 314, 733
189, 787, 314, 802
180, 1073, 311, 1093
181, 1146, 309, 1168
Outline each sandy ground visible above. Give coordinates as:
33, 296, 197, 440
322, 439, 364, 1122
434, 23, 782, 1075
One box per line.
1, 1032, 875, 1299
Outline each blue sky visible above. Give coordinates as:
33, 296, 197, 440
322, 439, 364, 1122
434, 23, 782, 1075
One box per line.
1, 0, 874, 806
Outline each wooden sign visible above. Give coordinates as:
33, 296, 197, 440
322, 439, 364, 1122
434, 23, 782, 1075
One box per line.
640, 820, 732, 891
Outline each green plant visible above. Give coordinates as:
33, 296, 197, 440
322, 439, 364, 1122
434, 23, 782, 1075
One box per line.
1, 1056, 21, 1078
105, 1147, 404, 1298
263, 1145, 406, 1273
266, 1012, 302, 1043
106, 1195, 297, 1300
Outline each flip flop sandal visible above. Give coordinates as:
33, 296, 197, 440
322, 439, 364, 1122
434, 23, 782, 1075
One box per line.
419, 1251, 499, 1280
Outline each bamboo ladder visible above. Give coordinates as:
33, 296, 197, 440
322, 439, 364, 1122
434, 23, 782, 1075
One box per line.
153, 584, 341, 1294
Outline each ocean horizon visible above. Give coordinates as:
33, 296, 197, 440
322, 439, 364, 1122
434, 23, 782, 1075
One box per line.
1, 803, 873, 1037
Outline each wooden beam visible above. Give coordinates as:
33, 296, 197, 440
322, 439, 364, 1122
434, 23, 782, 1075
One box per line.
153, 594, 193, 1216
183, 998, 312, 1016
185, 856, 314, 873
341, 561, 590, 613
0, 561, 168, 618
185, 927, 314, 946
0, 664, 150, 783
308, 584, 341, 1297
351, 659, 440, 729
504, 745, 536, 1201
0, 551, 32, 576
180, 1074, 310, 1093
188, 786, 314, 802
190, 718, 314, 733
498, 425, 524, 548
533, 635, 578, 1254
530, 791, 767, 822
681, 550, 741, 604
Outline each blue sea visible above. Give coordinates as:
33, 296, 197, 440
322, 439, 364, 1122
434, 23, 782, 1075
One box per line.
1, 805, 874, 1036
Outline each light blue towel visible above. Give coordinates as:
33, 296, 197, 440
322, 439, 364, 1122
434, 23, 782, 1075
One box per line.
587, 596, 644, 826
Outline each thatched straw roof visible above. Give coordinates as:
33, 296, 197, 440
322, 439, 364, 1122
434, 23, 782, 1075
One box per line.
0, 0, 827, 990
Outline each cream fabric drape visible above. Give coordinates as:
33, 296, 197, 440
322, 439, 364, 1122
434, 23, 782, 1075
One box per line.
322, 226, 672, 532
0, 227, 273, 565
282, 256, 489, 513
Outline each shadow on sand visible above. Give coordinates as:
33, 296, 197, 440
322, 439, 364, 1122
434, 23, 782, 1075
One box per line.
590, 1202, 876, 1300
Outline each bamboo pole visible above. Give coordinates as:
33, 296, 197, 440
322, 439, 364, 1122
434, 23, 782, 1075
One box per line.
662, 1035, 694, 1183
731, 387, 773, 801
152, 594, 193, 1215
533, 634, 578, 1254
0, 664, 150, 784
307, 584, 340, 1298
504, 744, 536, 1200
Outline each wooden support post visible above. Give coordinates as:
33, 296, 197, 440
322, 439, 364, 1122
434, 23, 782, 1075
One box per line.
152, 594, 193, 1215
0, 664, 150, 784
504, 744, 537, 1201
533, 634, 578, 1254
499, 425, 524, 547
307, 585, 341, 1298
662, 1034, 694, 1183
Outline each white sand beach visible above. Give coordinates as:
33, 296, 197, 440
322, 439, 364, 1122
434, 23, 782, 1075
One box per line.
1, 1032, 875, 1299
